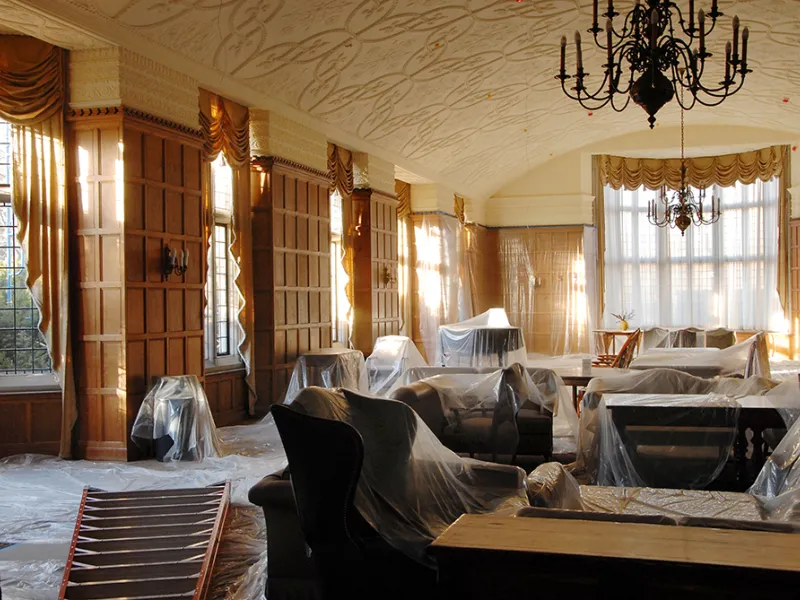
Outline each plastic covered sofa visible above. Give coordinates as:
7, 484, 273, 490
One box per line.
390, 364, 552, 461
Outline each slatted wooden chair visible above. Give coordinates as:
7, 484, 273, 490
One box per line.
593, 329, 641, 369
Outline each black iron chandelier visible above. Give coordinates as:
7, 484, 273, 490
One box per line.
557, 0, 751, 128
647, 92, 720, 235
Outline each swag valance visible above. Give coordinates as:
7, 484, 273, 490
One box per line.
328, 143, 354, 197
0, 35, 65, 125
598, 145, 787, 191
199, 89, 249, 167
396, 180, 411, 218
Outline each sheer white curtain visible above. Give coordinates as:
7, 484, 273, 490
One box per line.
604, 179, 784, 331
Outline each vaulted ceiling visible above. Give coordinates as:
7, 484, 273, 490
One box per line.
6, 0, 800, 197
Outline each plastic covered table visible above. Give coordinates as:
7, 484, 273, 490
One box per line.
436, 309, 526, 368
285, 348, 368, 403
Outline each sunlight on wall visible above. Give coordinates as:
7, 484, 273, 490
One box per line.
78, 145, 90, 217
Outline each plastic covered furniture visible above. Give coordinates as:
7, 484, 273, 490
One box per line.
365, 335, 427, 396
436, 309, 526, 368
131, 375, 221, 462
285, 348, 368, 403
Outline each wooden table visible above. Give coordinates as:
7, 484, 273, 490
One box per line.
429, 514, 800, 599
553, 367, 631, 412
593, 329, 638, 354
604, 394, 787, 484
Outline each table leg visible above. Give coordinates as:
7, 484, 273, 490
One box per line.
734, 427, 749, 486
751, 426, 765, 471
572, 386, 579, 414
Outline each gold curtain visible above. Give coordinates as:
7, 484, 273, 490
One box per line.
454, 194, 466, 224
396, 180, 412, 335
1, 36, 75, 458
328, 143, 354, 343
592, 156, 606, 321
778, 147, 791, 316
598, 145, 786, 191
199, 89, 256, 414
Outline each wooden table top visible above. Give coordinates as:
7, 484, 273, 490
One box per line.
430, 514, 800, 573
555, 367, 631, 385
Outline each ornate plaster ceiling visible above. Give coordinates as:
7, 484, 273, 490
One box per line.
11, 0, 800, 197
0, 0, 107, 49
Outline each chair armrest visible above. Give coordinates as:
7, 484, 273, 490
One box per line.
466, 462, 526, 491
248, 468, 296, 509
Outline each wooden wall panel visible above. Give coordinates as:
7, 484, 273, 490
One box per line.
351, 188, 401, 354
68, 109, 206, 460
252, 157, 331, 410
205, 368, 250, 427
0, 391, 62, 457
70, 115, 128, 460
468, 225, 500, 315
123, 117, 205, 458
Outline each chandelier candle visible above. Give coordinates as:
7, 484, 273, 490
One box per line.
557, 0, 752, 127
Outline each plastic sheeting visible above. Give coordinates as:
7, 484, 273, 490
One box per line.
750, 387, 800, 521
289, 387, 528, 563
576, 369, 780, 483
435, 309, 527, 368
0, 417, 289, 600
526, 462, 765, 521
366, 335, 428, 396
597, 393, 741, 489
131, 375, 222, 462
414, 214, 472, 363
386, 365, 578, 444
285, 348, 368, 403
629, 333, 771, 378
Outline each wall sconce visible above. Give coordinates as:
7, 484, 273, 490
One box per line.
164, 246, 188, 277
381, 266, 397, 285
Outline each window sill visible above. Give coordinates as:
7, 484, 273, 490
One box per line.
0, 373, 60, 395
205, 362, 246, 377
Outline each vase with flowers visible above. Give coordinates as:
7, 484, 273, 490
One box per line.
611, 310, 635, 332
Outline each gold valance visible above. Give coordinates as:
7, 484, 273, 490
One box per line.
328, 143, 354, 197
454, 195, 466, 224
0, 36, 65, 125
396, 180, 411, 218
199, 89, 249, 167
598, 145, 787, 191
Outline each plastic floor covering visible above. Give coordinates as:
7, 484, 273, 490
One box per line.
0, 418, 288, 600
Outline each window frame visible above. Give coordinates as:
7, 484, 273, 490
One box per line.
205, 156, 242, 372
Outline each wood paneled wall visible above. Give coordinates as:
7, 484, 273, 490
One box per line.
251, 157, 332, 409
351, 188, 400, 354
467, 225, 501, 314
0, 391, 62, 457
71, 113, 128, 460
205, 368, 249, 426
122, 117, 205, 449
70, 109, 206, 460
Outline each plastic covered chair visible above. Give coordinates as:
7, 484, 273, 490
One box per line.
436, 308, 526, 368
131, 375, 221, 462
285, 348, 368, 403
705, 327, 736, 349
366, 335, 428, 396
641, 327, 669, 351
284, 387, 528, 565
669, 327, 703, 348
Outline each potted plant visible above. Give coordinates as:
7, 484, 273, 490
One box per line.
610, 310, 635, 331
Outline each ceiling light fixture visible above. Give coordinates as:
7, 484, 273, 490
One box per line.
556, 0, 751, 128
647, 86, 720, 235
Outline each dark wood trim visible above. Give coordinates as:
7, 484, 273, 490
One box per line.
252, 155, 330, 186
67, 105, 203, 144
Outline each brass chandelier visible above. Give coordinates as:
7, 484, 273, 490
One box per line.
556, 0, 751, 128
647, 97, 720, 235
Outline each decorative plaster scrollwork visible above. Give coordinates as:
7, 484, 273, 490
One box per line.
21, 0, 800, 196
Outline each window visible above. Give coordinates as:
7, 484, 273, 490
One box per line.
0, 119, 51, 374
603, 179, 784, 331
205, 154, 240, 368
329, 189, 351, 344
